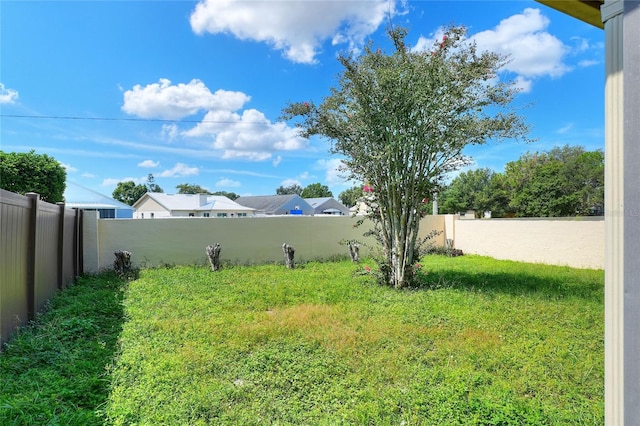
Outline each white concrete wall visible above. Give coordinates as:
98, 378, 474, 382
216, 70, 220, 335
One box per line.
452, 217, 604, 269
82, 214, 603, 272
84, 215, 443, 272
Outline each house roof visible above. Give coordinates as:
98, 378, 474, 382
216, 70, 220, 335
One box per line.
134, 193, 255, 212
535, 0, 604, 29
304, 197, 334, 208
63, 181, 133, 210
235, 194, 310, 213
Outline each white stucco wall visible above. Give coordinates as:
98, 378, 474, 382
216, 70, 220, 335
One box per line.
452, 217, 604, 269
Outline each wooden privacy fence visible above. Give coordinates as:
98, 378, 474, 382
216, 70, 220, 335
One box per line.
0, 189, 83, 348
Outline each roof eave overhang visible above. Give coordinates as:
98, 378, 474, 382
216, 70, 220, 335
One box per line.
536, 0, 604, 28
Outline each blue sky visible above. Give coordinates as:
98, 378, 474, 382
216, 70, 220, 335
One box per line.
1, 0, 604, 199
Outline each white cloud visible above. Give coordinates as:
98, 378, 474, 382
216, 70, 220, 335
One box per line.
157, 163, 200, 177
280, 178, 302, 188
189, 0, 396, 64
272, 155, 282, 167
102, 176, 145, 187
184, 108, 307, 161
215, 178, 241, 188
578, 59, 600, 68
470, 8, 569, 79
513, 76, 533, 94
0, 83, 19, 104
60, 163, 78, 173
316, 158, 348, 186
122, 78, 250, 119
162, 123, 179, 140
412, 8, 571, 92
138, 159, 159, 168
556, 123, 574, 134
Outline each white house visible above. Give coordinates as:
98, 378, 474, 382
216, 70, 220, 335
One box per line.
132, 193, 255, 218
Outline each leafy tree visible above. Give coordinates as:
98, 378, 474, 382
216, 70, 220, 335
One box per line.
339, 186, 364, 207
301, 182, 333, 198
502, 146, 604, 217
282, 26, 529, 288
276, 184, 303, 195
212, 191, 240, 200
112, 181, 147, 206
439, 168, 498, 217
146, 174, 163, 193
0, 150, 66, 203
176, 183, 212, 194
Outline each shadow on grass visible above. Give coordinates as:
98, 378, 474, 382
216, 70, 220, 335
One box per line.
414, 264, 604, 302
0, 271, 128, 425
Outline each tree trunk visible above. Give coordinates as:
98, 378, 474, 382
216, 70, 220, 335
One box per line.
114, 250, 132, 278
348, 242, 360, 262
206, 243, 222, 271
282, 243, 295, 269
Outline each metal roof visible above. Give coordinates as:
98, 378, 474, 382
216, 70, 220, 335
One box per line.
63, 181, 133, 210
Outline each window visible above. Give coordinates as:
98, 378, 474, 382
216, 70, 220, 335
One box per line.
189, 213, 195, 217
97, 209, 116, 219
238, 213, 247, 217
203, 213, 210, 218
217, 213, 227, 218
150, 213, 154, 219
140, 213, 144, 219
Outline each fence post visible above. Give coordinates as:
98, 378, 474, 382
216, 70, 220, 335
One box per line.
26, 192, 39, 322
57, 202, 65, 290
75, 208, 83, 277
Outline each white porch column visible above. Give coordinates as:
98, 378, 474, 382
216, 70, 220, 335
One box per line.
602, 1, 640, 423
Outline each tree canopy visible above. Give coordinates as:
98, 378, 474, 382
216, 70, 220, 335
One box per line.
339, 186, 364, 208
502, 146, 604, 217
282, 26, 529, 288
439, 168, 500, 217
112, 181, 147, 206
176, 183, 212, 194
301, 182, 333, 198
211, 191, 240, 200
0, 150, 66, 203
276, 184, 303, 195
145, 174, 163, 193
438, 146, 604, 217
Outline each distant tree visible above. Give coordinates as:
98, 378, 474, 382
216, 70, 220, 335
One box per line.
212, 191, 240, 200
301, 182, 333, 198
176, 183, 212, 194
281, 26, 529, 287
502, 146, 604, 217
276, 184, 303, 195
146, 173, 163, 193
113, 181, 147, 206
338, 186, 364, 207
0, 150, 66, 203
439, 168, 498, 217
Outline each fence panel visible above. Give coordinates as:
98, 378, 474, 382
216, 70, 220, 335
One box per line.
33, 201, 62, 315
0, 190, 82, 348
0, 191, 30, 348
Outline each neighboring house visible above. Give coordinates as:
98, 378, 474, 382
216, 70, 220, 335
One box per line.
235, 194, 314, 216
64, 181, 134, 218
305, 197, 350, 216
349, 200, 370, 216
132, 193, 256, 218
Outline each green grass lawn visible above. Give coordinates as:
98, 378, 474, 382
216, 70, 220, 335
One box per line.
0, 256, 604, 425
